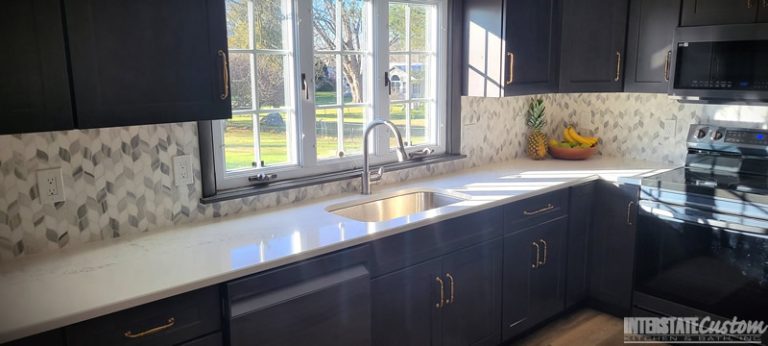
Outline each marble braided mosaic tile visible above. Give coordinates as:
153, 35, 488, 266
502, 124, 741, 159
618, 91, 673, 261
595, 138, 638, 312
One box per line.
2, 93, 767, 261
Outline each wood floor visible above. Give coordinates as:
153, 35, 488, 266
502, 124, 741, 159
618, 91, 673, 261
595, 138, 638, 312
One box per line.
515, 309, 663, 346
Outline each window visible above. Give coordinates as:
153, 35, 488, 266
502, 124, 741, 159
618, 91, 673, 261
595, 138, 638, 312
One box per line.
211, 0, 448, 191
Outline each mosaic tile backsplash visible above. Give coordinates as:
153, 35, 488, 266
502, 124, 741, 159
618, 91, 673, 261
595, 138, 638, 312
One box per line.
2, 93, 767, 260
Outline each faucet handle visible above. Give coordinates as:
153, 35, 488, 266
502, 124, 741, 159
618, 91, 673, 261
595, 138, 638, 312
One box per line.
369, 166, 384, 183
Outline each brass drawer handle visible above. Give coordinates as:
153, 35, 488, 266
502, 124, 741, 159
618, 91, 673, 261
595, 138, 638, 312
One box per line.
531, 242, 540, 269
218, 50, 230, 100
539, 239, 548, 266
523, 204, 554, 216
614, 51, 622, 82
445, 273, 455, 304
123, 317, 176, 339
747, 0, 753, 8
435, 276, 445, 308
506, 52, 515, 85
626, 201, 635, 226
664, 50, 672, 81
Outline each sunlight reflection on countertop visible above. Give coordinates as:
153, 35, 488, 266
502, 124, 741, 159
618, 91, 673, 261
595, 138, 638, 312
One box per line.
0, 157, 672, 343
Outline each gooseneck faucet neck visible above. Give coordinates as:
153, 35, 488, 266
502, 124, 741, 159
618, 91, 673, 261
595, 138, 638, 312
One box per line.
362, 120, 408, 195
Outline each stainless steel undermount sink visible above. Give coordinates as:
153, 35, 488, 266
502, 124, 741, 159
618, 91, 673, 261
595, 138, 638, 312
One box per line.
327, 188, 470, 222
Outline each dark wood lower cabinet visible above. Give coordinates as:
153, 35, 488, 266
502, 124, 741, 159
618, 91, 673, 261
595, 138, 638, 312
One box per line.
566, 183, 595, 307
680, 0, 758, 26
588, 181, 639, 316
372, 239, 502, 346
502, 217, 567, 341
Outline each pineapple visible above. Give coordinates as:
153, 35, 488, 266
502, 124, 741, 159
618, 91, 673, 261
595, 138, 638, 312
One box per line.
525, 98, 548, 160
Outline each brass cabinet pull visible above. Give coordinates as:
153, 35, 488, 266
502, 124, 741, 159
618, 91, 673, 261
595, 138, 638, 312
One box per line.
218, 50, 229, 100
124, 317, 175, 338
614, 51, 622, 82
445, 273, 455, 304
506, 52, 515, 85
747, 0, 753, 8
664, 50, 672, 81
435, 276, 445, 308
531, 242, 540, 269
626, 201, 635, 226
539, 239, 548, 266
523, 204, 554, 216
762, 0, 767, 8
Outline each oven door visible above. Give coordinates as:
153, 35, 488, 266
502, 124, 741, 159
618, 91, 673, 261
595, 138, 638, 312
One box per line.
635, 200, 768, 321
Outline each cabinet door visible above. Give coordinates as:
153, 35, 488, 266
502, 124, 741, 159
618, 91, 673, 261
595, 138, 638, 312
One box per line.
441, 240, 502, 346
529, 217, 567, 324
501, 228, 535, 341
372, 258, 442, 346
463, 0, 504, 97
624, 0, 681, 93
566, 183, 594, 307
559, 0, 630, 92
588, 181, 639, 316
759, 1, 768, 22
681, 0, 757, 26
64, 0, 231, 129
0, 0, 73, 135
502, 0, 561, 96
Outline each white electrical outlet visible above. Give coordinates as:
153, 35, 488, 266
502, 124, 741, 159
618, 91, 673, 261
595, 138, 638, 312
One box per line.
173, 155, 194, 186
663, 119, 677, 139
37, 168, 65, 204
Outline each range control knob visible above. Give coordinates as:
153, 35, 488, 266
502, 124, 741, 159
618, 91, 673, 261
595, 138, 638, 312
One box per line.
712, 130, 724, 140
696, 128, 709, 139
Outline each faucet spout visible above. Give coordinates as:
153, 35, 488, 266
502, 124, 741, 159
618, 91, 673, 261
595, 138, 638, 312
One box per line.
361, 120, 409, 195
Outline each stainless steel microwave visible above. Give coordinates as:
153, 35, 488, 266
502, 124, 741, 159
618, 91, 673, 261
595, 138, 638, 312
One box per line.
669, 24, 768, 104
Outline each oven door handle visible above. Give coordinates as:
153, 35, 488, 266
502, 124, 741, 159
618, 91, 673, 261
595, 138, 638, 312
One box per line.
639, 200, 768, 238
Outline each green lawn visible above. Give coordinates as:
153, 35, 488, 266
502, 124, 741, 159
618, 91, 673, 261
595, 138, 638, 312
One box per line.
224, 92, 429, 170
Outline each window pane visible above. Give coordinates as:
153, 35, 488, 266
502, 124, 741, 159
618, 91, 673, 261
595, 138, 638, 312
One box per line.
313, 0, 336, 50
230, 53, 253, 110
410, 102, 429, 146
314, 55, 337, 105
410, 5, 430, 51
253, 0, 286, 50
388, 3, 406, 51
224, 114, 256, 171
341, 0, 366, 51
342, 55, 365, 104
316, 108, 340, 159
389, 54, 407, 100
410, 54, 430, 99
255, 55, 288, 109
389, 103, 407, 148
258, 111, 290, 166
342, 106, 365, 155
226, 0, 250, 49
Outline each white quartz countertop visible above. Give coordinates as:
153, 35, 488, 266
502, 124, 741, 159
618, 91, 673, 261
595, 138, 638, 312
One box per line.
0, 157, 672, 342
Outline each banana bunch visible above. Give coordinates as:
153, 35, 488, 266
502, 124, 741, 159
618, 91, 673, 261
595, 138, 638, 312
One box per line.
549, 126, 599, 149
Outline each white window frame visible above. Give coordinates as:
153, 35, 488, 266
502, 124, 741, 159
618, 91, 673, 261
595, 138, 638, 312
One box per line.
212, 0, 448, 191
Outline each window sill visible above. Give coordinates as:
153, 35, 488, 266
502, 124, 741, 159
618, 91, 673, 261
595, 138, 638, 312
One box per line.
200, 154, 466, 204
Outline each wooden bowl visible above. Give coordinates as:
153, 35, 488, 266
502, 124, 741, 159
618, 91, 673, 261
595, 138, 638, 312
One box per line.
549, 145, 597, 160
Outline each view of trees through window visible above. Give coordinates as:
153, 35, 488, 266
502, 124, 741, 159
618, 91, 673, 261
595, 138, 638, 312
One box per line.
220, 0, 440, 173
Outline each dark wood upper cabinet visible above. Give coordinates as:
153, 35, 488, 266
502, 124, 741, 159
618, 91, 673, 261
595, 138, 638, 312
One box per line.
462, 0, 505, 97
681, 0, 758, 26
64, 0, 231, 129
0, 0, 74, 135
502, 0, 561, 96
559, 0, 630, 93
759, 0, 768, 22
624, 0, 682, 93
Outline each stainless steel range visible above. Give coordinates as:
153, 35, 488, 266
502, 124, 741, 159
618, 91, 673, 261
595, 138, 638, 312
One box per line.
634, 124, 768, 323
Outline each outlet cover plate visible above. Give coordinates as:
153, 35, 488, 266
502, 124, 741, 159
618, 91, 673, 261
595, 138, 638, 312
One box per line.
663, 119, 677, 139
37, 168, 65, 204
173, 155, 194, 186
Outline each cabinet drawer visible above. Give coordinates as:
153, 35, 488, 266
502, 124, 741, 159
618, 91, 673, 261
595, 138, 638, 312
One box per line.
66, 287, 220, 346
504, 189, 568, 231
370, 207, 503, 276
